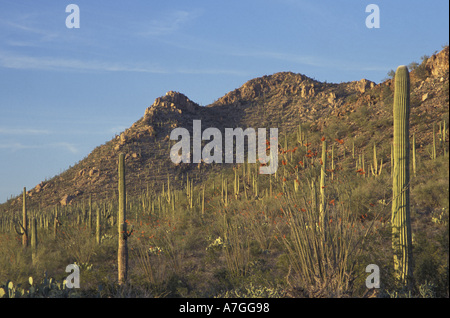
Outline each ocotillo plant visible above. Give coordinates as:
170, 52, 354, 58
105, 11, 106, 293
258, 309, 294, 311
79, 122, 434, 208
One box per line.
391, 65, 413, 287
202, 186, 205, 216
118, 153, 131, 285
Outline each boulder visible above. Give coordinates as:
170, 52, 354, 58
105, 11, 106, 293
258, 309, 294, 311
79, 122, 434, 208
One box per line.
89, 168, 98, 176
60, 194, 73, 206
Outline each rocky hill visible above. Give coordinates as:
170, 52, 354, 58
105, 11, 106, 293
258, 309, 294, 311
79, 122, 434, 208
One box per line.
1, 46, 448, 212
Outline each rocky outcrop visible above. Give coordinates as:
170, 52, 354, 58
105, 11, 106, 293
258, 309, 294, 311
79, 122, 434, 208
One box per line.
143, 91, 200, 122
357, 79, 375, 93
212, 72, 376, 110
60, 194, 73, 206
425, 46, 449, 78
213, 72, 318, 105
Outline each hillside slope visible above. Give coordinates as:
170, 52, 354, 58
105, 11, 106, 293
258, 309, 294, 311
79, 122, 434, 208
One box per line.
1, 46, 448, 212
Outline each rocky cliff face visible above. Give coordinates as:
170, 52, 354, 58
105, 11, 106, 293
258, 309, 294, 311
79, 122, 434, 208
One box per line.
426, 46, 449, 78
143, 90, 201, 123
211, 72, 375, 107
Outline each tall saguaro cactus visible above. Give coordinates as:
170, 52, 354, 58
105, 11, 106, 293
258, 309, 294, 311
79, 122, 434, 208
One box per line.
412, 133, 416, 177
88, 194, 93, 230
319, 140, 327, 228
391, 65, 413, 287
371, 143, 383, 176
31, 217, 38, 264
118, 153, 129, 285
23, 187, 28, 247
96, 206, 101, 245
15, 188, 31, 247
17, 187, 29, 247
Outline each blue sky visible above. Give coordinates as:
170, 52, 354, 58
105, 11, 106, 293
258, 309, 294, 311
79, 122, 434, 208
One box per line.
0, 0, 448, 203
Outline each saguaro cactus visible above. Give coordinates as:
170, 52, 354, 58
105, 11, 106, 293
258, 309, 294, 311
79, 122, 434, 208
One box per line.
319, 140, 327, 227
371, 143, 383, 176
391, 65, 413, 287
31, 217, 37, 264
15, 187, 29, 247
432, 123, 437, 160
96, 206, 101, 245
412, 133, 416, 177
118, 153, 130, 285
22, 187, 28, 247
88, 194, 93, 230
297, 123, 304, 145
53, 207, 59, 240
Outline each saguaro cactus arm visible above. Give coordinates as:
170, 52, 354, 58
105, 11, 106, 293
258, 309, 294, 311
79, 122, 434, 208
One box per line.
14, 221, 26, 236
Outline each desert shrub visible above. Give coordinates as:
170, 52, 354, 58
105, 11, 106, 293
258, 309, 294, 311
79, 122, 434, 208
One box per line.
215, 282, 286, 298
413, 226, 449, 297
412, 156, 449, 211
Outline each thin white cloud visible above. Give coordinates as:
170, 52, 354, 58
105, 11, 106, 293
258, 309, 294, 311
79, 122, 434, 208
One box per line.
0, 50, 167, 73
176, 67, 249, 76
229, 49, 325, 67
0, 50, 248, 76
4, 40, 39, 48
0, 16, 60, 48
0, 141, 78, 154
150, 31, 388, 75
0, 142, 35, 151
1, 19, 57, 39
51, 142, 79, 154
0, 127, 51, 135
108, 126, 128, 135
147, 34, 337, 69
138, 10, 202, 37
